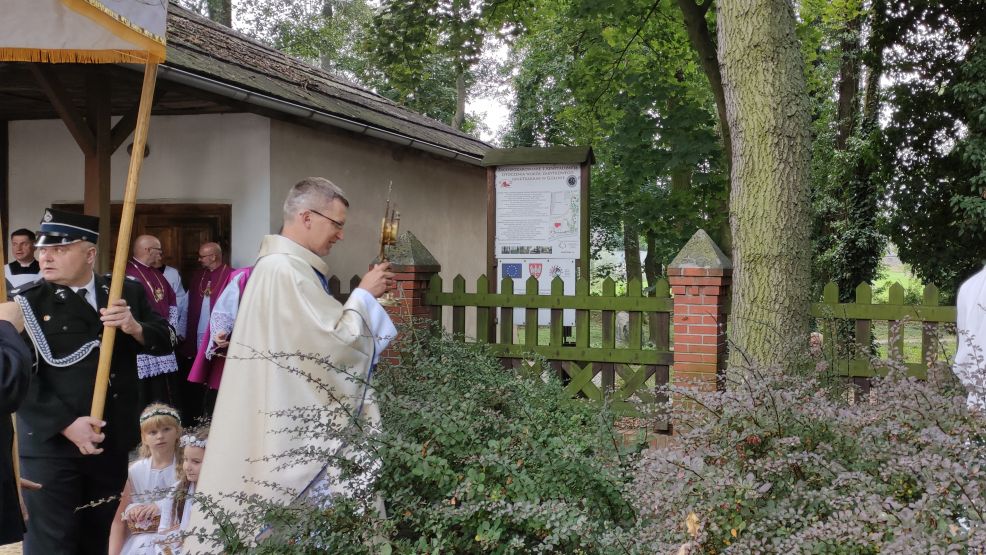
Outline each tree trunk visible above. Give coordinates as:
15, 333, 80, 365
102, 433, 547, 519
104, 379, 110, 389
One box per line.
676, 0, 732, 253
624, 219, 642, 284
835, 13, 862, 150
643, 230, 658, 286
452, 70, 467, 130
718, 0, 812, 369
845, 0, 886, 290
320, 0, 335, 72
208, 0, 232, 27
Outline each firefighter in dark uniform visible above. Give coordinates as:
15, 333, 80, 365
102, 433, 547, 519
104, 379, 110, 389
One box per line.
12, 209, 176, 555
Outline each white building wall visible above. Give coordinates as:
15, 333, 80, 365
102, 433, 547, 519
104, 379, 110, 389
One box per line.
8, 113, 271, 268
268, 119, 487, 287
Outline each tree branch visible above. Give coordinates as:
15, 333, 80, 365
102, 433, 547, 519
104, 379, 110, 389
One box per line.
588, 0, 663, 112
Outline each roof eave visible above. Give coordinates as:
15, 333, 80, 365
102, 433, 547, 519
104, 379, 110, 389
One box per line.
124, 63, 486, 166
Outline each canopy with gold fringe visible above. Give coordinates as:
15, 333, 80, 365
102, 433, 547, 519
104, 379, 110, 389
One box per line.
0, 0, 166, 64
0, 0, 167, 430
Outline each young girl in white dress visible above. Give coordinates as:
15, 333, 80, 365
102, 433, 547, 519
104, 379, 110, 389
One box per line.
154, 426, 209, 555
108, 403, 182, 555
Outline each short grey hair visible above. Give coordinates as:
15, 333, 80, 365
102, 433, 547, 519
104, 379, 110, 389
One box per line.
283, 177, 350, 221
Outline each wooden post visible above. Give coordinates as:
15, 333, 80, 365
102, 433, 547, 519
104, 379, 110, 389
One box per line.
1, 120, 8, 243
90, 60, 158, 425
85, 69, 112, 272
485, 166, 497, 343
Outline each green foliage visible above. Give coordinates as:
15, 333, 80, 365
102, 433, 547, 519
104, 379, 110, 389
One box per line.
193, 326, 636, 553
878, 1, 986, 300
237, 0, 375, 81
950, 42, 986, 246
365, 0, 527, 130
802, 0, 887, 304
504, 0, 728, 279
375, 331, 636, 552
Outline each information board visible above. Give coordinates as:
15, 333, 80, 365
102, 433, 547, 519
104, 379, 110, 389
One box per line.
494, 165, 581, 259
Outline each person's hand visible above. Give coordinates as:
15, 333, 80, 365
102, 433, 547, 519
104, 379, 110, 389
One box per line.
124, 503, 160, 523
61, 416, 105, 455
100, 299, 142, 336
213, 331, 230, 349
0, 301, 25, 332
359, 262, 395, 299
18, 477, 41, 522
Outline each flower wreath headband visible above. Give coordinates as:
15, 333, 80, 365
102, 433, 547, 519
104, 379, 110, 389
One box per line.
139, 407, 180, 425
181, 435, 207, 449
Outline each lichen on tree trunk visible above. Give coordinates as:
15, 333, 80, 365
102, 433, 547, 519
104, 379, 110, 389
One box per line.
717, 0, 812, 369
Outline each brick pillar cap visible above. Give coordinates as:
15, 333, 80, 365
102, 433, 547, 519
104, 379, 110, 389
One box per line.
373, 230, 441, 273
668, 229, 732, 271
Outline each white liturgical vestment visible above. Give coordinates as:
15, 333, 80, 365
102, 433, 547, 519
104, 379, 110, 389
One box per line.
954, 265, 986, 411
186, 234, 395, 548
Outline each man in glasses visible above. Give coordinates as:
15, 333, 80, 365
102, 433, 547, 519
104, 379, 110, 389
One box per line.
11, 209, 174, 555
126, 235, 181, 410
186, 177, 396, 547
179, 241, 233, 423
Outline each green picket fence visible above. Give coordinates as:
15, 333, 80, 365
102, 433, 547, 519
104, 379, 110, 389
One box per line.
810, 281, 956, 380
424, 274, 673, 421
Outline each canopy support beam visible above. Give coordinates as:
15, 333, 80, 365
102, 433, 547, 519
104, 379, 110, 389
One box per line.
85, 69, 112, 272
29, 64, 95, 157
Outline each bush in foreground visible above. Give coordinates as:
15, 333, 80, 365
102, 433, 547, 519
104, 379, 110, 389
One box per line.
631, 358, 986, 554
197, 327, 636, 554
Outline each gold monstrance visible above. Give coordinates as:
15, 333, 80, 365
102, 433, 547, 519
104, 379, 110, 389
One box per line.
378, 183, 400, 305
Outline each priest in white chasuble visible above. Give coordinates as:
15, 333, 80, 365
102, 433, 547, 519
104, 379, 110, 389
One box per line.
186, 177, 397, 548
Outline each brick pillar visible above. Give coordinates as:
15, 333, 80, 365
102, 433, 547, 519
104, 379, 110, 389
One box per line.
667, 229, 732, 395
371, 231, 441, 364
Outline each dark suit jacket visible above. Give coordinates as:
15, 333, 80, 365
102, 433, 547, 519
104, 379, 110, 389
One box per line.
14, 274, 175, 459
0, 320, 32, 544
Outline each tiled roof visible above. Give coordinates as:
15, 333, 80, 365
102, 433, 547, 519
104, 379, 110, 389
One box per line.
165, 4, 490, 162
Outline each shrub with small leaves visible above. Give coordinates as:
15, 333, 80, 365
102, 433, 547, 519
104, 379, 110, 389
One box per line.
189, 324, 637, 554
374, 327, 637, 553
630, 355, 986, 554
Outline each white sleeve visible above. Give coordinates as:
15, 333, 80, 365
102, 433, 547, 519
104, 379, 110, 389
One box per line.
954, 270, 986, 411
349, 288, 397, 364
205, 274, 243, 359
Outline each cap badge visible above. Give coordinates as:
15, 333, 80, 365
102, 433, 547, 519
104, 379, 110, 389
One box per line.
43, 209, 53, 223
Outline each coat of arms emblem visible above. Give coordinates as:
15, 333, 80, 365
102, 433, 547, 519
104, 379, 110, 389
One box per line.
528, 263, 543, 279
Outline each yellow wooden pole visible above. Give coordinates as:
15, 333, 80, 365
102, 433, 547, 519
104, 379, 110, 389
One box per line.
90, 58, 158, 425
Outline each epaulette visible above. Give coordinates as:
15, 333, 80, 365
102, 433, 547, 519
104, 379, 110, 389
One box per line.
9, 278, 44, 297
103, 273, 140, 283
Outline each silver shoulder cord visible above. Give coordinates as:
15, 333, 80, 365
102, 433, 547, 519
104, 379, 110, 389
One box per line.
14, 295, 100, 368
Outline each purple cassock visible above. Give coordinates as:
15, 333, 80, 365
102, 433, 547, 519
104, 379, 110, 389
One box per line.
180, 264, 233, 359
126, 258, 180, 378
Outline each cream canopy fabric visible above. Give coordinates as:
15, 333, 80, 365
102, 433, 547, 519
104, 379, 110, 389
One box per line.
0, 0, 166, 63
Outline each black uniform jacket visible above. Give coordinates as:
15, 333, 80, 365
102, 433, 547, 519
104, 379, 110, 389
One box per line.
14, 275, 175, 458
0, 320, 31, 544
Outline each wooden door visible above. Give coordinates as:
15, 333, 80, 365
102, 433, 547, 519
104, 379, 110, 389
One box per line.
53, 203, 231, 282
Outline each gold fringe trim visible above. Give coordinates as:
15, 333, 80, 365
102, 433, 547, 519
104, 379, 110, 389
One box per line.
0, 47, 154, 64
62, 0, 166, 61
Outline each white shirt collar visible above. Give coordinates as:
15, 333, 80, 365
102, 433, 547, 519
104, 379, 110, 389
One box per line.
71, 274, 98, 310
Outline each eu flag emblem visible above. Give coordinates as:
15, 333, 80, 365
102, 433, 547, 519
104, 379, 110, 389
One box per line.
502, 263, 522, 279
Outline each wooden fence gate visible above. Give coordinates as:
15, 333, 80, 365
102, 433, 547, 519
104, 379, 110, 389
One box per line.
423, 274, 672, 426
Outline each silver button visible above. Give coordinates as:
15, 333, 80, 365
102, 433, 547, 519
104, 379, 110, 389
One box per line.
110, 373, 116, 379
112, 393, 118, 399
62, 325, 68, 331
